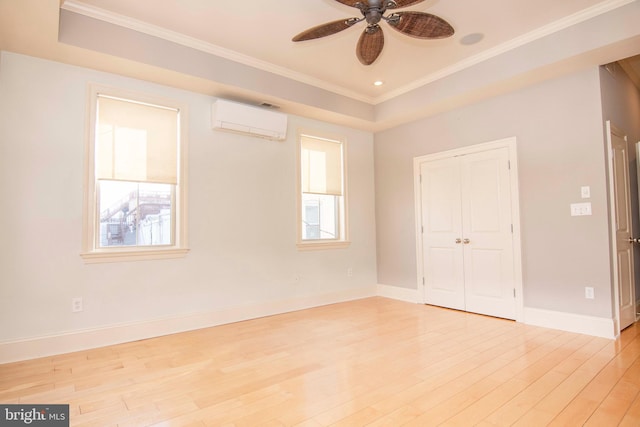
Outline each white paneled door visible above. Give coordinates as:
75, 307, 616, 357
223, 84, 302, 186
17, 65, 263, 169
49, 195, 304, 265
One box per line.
418, 142, 518, 320
608, 123, 636, 331
420, 156, 466, 311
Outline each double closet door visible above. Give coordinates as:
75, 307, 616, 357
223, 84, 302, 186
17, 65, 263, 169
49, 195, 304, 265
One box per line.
418, 144, 518, 320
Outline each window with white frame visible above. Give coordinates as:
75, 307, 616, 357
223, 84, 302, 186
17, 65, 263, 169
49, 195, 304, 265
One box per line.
82, 86, 188, 262
297, 133, 349, 249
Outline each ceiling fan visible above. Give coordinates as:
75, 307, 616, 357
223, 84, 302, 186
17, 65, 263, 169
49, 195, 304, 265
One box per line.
292, 0, 454, 65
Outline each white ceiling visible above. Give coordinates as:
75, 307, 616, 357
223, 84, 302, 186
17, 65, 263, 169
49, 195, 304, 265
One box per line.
59, 0, 621, 101
619, 55, 640, 88
1, 0, 639, 131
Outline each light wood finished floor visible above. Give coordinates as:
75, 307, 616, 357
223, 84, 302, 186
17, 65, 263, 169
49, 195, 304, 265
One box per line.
1, 297, 639, 426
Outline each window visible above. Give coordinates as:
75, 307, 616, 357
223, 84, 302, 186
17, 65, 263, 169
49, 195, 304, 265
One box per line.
297, 133, 349, 249
82, 86, 188, 262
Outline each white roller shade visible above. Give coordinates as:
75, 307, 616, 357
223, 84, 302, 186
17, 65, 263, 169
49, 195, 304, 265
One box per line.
301, 135, 343, 196
96, 95, 179, 184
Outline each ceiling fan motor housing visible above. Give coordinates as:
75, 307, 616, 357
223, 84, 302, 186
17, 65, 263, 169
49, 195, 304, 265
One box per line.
360, 0, 386, 25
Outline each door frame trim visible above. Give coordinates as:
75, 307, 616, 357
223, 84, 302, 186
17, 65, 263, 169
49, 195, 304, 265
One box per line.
413, 137, 524, 322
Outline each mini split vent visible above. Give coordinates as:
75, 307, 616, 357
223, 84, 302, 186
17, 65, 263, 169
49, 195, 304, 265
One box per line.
211, 99, 288, 141
259, 101, 281, 109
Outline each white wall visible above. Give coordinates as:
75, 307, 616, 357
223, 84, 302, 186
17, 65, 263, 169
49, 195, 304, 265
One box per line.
375, 67, 613, 321
0, 52, 378, 361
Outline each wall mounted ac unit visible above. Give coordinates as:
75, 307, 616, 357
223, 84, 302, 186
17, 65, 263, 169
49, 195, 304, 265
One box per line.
211, 99, 288, 141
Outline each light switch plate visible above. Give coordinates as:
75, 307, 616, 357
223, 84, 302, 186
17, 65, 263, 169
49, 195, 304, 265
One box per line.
571, 202, 592, 216
581, 186, 591, 199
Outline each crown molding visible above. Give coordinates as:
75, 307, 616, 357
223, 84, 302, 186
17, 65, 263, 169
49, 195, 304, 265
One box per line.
61, 0, 636, 107
60, 0, 376, 104
374, 0, 637, 104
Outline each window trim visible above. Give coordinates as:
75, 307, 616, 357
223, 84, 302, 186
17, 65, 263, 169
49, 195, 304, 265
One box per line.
296, 130, 350, 251
81, 83, 189, 263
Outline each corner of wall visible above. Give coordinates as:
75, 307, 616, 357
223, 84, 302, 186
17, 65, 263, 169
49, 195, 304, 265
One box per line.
376, 283, 419, 303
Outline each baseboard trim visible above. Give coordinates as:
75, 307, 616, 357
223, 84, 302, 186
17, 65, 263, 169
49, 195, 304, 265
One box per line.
0, 286, 376, 364
2, 288, 618, 363
375, 285, 616, 339
523, 307, 616, 339
376, 286, 616, 339
376, 283, 420, 303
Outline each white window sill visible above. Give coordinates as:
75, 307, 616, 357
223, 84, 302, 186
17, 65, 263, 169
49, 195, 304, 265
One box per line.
80, 248, 189, 264
296, 241, 351, 251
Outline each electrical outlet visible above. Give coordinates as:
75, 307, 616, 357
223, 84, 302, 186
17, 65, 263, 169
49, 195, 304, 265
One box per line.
347, 267, 353, 277
585, 287, 595, 300
72, 297, 83, 312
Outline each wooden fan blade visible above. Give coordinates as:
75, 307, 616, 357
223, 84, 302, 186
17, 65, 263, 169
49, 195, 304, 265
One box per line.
357, 26, 384, 65
387, 0, 425, 8
334, 0, 365, 7
292, 18, 358, 41
388, 12, 454, 39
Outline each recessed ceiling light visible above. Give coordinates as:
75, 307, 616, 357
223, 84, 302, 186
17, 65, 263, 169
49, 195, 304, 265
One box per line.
460, 33, 484, 46
373, 80, 384, 86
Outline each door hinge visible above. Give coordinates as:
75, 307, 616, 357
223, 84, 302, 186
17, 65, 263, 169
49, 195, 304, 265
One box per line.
508, 160, 511, 170
419, 174, 422, 183
422, 277, 425, 286
513, 288, 516, 298
421, 225, 424, 233
511, 224, 514, 233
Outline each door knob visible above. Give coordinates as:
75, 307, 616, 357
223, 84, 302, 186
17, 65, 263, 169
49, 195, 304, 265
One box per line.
628, 237, 639, 244
463, 238, 470, 244
455, 238, 462, 244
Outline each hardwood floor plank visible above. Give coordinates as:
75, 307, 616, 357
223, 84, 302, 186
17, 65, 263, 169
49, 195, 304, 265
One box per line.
511, 373, 600, 426
583, 382, 640, 426
547, 325, 640, 426
483, 335, 609, 426
619, 392, 640, 426
311, 373, 423, 425
0, 297, 638, 426
374, 329, 581, 426
438, 341, 579, 427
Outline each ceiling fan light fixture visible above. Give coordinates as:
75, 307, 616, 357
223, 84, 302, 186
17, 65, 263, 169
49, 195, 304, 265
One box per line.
373, 80, 384, 86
